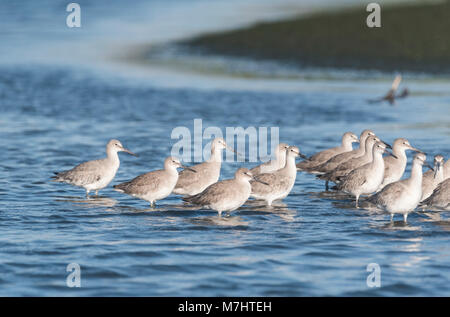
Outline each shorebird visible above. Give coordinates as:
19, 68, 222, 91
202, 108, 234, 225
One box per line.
337, 142, 390, 208
421, 178, 450, 210
444, 158, 450, 179
421, 155, 445, 201
52, 139, 137, 197
114, 156, 195, 207
307, 129, 376, 175
377, 138, 422, 191
317, 135, 385, 185
297, 132, 359, 171
173, 138, 236, 196
183, 168, 267, 216
367, 153, 433, 222
250, 146, 301, 206
250, 143, 290, 175
368, 75, 409, 105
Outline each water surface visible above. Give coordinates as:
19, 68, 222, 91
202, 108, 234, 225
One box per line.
0, 0, 449, 296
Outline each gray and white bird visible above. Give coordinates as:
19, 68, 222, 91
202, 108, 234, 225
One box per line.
183, 168, 267, 216
421, 178, 450, 210
444, 158, 450, 180
250, 146, 301, 206
368, 75, 409, 105
52, 139, 137, 197
377, 138, 422, 191
337, 142, 390, 208
317, 135, 384, 184
421, 155, 445, 201
307, 129, 376, 175
173, 138, 236, 196
250, 143, 290, 175
297, 131, 359, 171
368, 153, 433, 222
114, 156, 195, 207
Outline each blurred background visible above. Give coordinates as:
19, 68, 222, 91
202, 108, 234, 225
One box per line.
0, 0, 449, 296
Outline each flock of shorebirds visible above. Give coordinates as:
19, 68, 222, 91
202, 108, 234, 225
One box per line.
52, 132, 449, 222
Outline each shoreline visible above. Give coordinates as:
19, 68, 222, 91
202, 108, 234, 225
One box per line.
180, 1, 450, 74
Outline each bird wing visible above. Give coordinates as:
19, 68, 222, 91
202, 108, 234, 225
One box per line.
185, 180, 234, 206
175, 162, 209, 189
114, 170, 164, 195
54, 159, 105, 185
391, 74, 402, 92
370, 181, 406, 205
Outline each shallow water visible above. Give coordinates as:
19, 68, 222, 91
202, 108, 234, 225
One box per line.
1, 0, 450, 296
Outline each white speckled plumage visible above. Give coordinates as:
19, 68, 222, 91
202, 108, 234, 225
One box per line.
251, 143, 289, 175
421, 155, 445, 201
183, 168, 258, 216
338, 142, 388, 207
52, 139, 137, 197
173, 138, 232, 196
377, 138, 422, 191
297, 132, 359, 171
114, 156, 185, 206
307, 129, 375, 174
368, 153, 430, 222
250, 146, 300, 206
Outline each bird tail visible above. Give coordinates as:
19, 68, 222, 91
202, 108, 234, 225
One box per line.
113, 184, 126, 193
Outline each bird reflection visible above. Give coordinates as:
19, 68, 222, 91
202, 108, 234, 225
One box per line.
54, 195, 118, 207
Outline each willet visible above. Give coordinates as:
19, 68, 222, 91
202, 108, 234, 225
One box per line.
444, 158, 450, 179
114, 156, 195, 207
250, 146, 301, 206
307, 129, 376, 175
297, 132, 359, 171
317, 135, 384, 185
173, 137, 236, 196
337, 142, 389, 208
377, 138, 422, 191
52, 139, 137, 197
421, 178, 450, 210
421, 155, 445, 201
368, 75, 409, 105
250, 143, 290, 175
183, 168, 267, 216
367, 153, 433, 222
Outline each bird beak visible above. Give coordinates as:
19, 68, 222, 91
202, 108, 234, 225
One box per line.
253, 176, 269, 186
181, 165, 197, 173
291, 149, 308, 160
408, 146, 422, 153
226, 145, 243, 158
385, 149, 397, 159
383, 142, 392, 149
298, 152, 309, 160
424, 162, 434, 171
434, 162, 441, 178
122, 147, 138, 157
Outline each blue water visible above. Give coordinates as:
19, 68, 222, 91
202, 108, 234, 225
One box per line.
1, 0, 450, 296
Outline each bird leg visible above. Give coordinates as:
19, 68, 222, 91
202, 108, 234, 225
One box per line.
325, 181, 329, 191
403, 213, 408, 223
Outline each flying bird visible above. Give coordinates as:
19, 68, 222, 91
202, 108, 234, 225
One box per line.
368, 75, 409, 105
